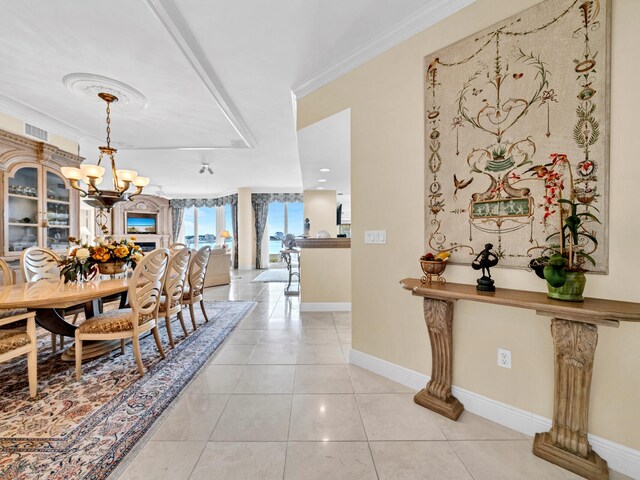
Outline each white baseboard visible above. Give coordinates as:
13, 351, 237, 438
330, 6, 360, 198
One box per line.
300, 302, 351, 312
349, 349, 640, 479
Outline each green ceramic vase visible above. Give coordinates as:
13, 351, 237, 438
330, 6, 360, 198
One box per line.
546, 271, 586, 302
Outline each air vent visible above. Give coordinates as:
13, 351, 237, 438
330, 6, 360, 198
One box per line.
24, 123, 48, 141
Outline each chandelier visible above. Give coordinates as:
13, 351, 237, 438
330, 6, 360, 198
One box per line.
61, 92, 149, 211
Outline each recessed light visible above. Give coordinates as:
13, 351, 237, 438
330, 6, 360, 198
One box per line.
317, 187, 325, 190
318, 179, 327, 182
320, 168, 330, 172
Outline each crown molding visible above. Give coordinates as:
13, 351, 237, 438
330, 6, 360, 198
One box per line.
145, 0, 256, 149
0, 93, 85, 141
291, 0, 475, 98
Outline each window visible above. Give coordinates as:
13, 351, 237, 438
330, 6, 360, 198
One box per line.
184, 207, 196, 248
197, 207, 217, 249
267, 201, 303, 263
181, 205, 230, 249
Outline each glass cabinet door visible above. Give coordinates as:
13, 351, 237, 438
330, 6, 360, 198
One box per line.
7, 167, 39, 253
45, 171, 70, 251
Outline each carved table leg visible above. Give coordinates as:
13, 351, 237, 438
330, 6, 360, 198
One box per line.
414, 298, 464, 420
533, 318, 608, 480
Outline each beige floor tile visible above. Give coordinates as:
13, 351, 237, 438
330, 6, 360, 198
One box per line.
117, 440, 205, 480
190, 442, 287, 480
234, 365, 296, 393
369, 441, 473, 480
356, 394, 446, 440
284, 442, 377, 480
299, 328, 340, 344
249, 343, 298, 364
332, 312, 352, 328
152, 394, 229, 441
451, 440, 577, 480
212, 344, 255, 364
436, 410, 524, 440
237, 316, 269, 329
297, 344, 346, 364
289, 394, 367, 441
336, 327, 352, 344
211, 394, 292, 441
294, 365, 353, 393
265, 317, 302, 329
259, 329, 300, 343
348, 365, 414, 394
299, 316, 336, 329
226, 329, 264, 344
187, 365, 245, 394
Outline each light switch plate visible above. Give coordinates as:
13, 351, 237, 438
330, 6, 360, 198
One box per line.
365, 230, 387, 244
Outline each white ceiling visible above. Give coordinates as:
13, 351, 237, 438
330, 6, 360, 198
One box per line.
298, 109, 350, 195
0, 0, 473, 197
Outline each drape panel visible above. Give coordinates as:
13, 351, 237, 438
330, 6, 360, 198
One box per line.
251, 193, 303, 269
231, 201, 239, 269
170, 206, 185, 244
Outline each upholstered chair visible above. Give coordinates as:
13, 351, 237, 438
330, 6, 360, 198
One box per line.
20, 247, 73, 353
183, 246, 212, 330
158, 247, 191, 348
74, 248, 170, 380
0, 258, 38, 398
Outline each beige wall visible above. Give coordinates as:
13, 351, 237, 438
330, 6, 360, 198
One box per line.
237, 188, 255, 270
298, 0, 640, 451
303, 189, 337, 237
300, 247, 351, 304
0, 111, 78, 154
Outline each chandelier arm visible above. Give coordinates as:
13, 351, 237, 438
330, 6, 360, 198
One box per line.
68, 179, 88, 197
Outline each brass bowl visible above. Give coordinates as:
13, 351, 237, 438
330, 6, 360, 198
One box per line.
420, 259, 447, 284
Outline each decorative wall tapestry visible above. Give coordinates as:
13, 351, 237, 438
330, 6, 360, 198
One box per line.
424, 0, 609, 272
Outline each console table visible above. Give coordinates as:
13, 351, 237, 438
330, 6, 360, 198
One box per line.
400, 278, 640, 480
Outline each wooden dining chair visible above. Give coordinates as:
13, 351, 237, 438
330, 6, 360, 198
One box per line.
0, 259, 38, 398
169, 242, 187, 250
183, 246, 212, 330
20, 246, 73, 353
158, 248, 191, 348
74, 248, 170, 380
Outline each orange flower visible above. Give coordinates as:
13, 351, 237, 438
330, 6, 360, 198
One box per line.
92, 246, 111, 263
114, 245, 130, 259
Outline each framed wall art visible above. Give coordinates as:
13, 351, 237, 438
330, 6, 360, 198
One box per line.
424, 0, 610, 272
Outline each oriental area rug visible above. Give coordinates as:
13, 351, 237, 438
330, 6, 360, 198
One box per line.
0, 300, 255, 480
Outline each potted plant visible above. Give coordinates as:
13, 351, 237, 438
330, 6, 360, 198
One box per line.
528, 154, 600, 301
66, 236, 145, 279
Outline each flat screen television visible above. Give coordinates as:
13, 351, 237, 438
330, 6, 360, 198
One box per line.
126, 212, 157, 234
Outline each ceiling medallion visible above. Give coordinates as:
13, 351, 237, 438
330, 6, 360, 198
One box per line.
62, 73, 148, 110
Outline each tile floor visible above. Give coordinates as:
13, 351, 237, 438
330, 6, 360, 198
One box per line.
114, 270, 631, 480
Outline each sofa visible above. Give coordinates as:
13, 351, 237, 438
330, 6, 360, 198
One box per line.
204, 248, 231, 287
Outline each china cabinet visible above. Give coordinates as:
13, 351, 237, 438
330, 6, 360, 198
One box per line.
0, 129, 82, 260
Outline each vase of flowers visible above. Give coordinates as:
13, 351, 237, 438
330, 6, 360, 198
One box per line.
528, 154, 600, 301
59, 247, 99, 284
66, 236, 145, 280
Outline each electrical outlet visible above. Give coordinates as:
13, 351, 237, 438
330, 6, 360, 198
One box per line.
497, 348, 512, 369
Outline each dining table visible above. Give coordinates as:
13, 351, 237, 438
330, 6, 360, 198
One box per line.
0, 277, 131, 361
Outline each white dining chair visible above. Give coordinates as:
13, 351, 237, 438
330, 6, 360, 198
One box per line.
74, 248, 170, 380
0, 258, 38, 398
183, 246, 212, 331
158, 248, 191, 348
20, 246, 72, 353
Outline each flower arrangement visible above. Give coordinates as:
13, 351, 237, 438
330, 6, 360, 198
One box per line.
528, 154, 600, 300
60, 236, 145, 283
58, 247, 98, 284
